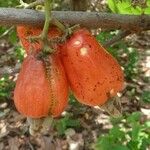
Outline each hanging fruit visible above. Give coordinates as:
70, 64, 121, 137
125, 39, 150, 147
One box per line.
14, 52, 68, 118
17, 26, 62, 55
60, 28, 124, 107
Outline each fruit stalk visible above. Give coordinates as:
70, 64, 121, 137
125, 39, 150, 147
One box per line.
41, 0, 52, 41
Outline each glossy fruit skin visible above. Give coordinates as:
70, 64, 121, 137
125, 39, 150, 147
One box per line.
14, 53, 68, 118
17, 26, 62, 55
60, 29, 124, 106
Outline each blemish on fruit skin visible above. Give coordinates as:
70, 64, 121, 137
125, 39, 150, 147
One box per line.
76, 52, 79, 57
80, 47, 88, 56
97, 82, 100, 85
110, 89, 115, 96
90, 99, 93, 102
89, 45, 92, 48
74, 40, 81, 46
109, 80, 114, 83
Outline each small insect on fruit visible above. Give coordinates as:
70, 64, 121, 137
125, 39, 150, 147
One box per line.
60, 28, 124, 108
14, 53, 68, 118
17, 26, 62, 55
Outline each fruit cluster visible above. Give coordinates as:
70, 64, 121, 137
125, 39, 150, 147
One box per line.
14, 26, 124, 119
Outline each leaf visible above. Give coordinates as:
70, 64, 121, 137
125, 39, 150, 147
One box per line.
124, 48, 139, 79
55, 119, 66, 135
113, 145, 130, 150
109, 127, 125, 141
96, 31, 114, 44
14, 46, 25, 63
117, 1, 132, 14
65, 118, 80, 128
141, 91, 150, 103
0, 75, 15, 101
144, 121, 150, 128
96, 31, 119, 58
144, 7, 150, 14
95, 136, 114, 150
69, 94, 82, 107
140, 138, 150, 150
0, 27, 7, 35
107, 0, 119, 13
107, 0, 148, 15
110, 115, 124, 125
131, 123, 141, 141
126, 112, 141, 124
147, 1, 150, 7
127, 140, 139, 150
55, 116, 80, 135
8, 30, 18, 45
0, 0, 19, 7
131, 6, 143, 15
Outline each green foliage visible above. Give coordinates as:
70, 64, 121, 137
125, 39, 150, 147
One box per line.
8, 29, 18, 45
0, 75, 15, 101
0, 29, 24, 101
0, 0, 19, 7
69, 93, 82, 107
0, 26, 24, 63
0, 27, 8, 35
107, 0, 150, 14
96, 31, 119, 59
54, 115, 80, 135
124, 47, 139, 80
0, 48, 24, 102
95, 112, 150, 150
0, 27, 18, 45
14, 46, 25, 63
141, 91, 150, 103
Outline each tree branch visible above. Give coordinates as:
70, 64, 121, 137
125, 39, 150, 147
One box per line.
0, 8, 150, 30
103, 30, 131, 48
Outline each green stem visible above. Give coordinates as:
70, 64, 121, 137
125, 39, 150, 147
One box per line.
52, 18, 66, 32
41, 0, 53, 41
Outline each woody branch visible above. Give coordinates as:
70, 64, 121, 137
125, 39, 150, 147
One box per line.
0, 8, 150, 31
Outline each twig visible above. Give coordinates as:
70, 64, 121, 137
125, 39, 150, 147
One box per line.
18, 0, 28, 8
103, 30, 131, 48
0, 26, 14, 39
0, 8, 150, 30
26, 0, 44, 9
17, 0, 44, 9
